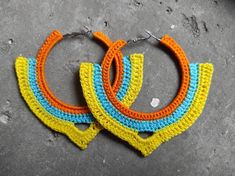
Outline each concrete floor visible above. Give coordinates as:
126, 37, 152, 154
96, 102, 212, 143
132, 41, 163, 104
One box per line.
0, 0, 234, 175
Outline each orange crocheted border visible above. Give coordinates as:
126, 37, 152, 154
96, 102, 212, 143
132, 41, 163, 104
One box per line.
101, 35, 190, 120
36, 30, 124, 114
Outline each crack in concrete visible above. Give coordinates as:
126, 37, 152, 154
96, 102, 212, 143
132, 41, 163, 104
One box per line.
0, 100, 13, 124
166, 6, 173, 14
182, 14, 200, 37
202, 21, 209, 32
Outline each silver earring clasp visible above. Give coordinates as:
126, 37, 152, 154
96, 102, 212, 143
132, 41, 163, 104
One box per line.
127, 29, 160, 45
144, 30, 161, 41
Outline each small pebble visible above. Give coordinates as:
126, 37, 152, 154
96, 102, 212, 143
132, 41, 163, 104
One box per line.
8, 39, 13, 45
150, 98, 160, 108
170, 25, 175, 29
0, 114, 9, 124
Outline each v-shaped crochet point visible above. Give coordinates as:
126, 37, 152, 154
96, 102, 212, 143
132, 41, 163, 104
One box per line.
15, 30, 144, 149
15, 53, 144, 149
80, 36, 213, 156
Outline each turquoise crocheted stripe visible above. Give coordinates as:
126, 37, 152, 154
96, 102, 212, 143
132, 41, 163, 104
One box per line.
27, 56, 133, 123
92, 63, 199, 132
116, 56, 131, 100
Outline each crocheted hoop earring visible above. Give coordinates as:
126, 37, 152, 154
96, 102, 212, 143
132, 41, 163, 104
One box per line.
15, 30, 144, 149
80, 31, 213, 156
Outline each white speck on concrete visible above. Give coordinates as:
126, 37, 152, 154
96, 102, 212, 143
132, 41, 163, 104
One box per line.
8, 39, 13, 45
150, 98, 160, 108
103, 159, 106, 164
170, 25, 175, 29
0, 114, 9, 124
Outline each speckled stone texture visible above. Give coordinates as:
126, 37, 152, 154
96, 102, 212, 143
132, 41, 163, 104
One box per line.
0, 0, 234, 175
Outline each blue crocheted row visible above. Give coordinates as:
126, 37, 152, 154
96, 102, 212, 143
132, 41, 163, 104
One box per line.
28, 58, 93, 123
27, 56, 133, 123
92, 63, 199, 132
116, 56, 132, 100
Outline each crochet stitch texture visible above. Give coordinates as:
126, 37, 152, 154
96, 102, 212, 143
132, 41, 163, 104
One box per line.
101, 36, 191, 120
15, 30, 144, 149
80, 35, 213, 156
15, 54, 144, 149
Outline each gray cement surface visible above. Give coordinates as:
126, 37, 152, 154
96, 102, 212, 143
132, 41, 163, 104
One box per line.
0, 0, 234, 175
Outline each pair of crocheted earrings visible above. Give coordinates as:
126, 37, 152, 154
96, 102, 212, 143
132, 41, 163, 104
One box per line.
15, 28, 213, 156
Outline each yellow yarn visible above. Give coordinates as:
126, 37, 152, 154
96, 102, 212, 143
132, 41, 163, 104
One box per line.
80, 62, 213, 156
15, 55, 144, 149
121, 54, 144, 106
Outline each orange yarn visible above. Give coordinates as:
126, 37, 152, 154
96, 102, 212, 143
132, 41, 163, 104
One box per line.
93, 32, 124, 93
36, 30, 124, 114
35, 31, 190, 120
101, 35, 190, 120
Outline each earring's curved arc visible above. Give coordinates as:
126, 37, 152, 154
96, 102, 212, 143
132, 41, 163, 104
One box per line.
31, 31, 128, 123
26, 55, 140, 123
14, 30, 128, 149
101, 35, 191, 120
36, 30, 124, 114
93, 31, 124, 93
15, 53, 144, 148
90, 62, 199, 132
80, 61, 213, 156
15, 57, 102, 149
28, 58, 92, 123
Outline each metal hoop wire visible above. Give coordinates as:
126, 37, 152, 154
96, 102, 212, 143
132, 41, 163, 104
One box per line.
127, 30, 161, 44
63, 27, 160, 45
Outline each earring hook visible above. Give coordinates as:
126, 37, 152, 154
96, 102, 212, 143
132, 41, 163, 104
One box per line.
127, 33, 151, 44
144, 30, 161, 41
82, 25, 93, 37
127, 30, 160, 44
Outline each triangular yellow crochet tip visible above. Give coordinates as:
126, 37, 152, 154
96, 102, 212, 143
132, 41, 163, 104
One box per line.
15, 54, 144, 149
80, 59, 213, 156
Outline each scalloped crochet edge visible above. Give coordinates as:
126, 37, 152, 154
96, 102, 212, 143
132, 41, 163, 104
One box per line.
80, 62, 213, 156
15, 54, 144, 149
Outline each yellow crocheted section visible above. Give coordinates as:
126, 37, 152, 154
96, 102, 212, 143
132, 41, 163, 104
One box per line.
80, 62, 213, 156
15, 55, 144, 149
15, 57, 101, 149
121, 54, 143, 106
